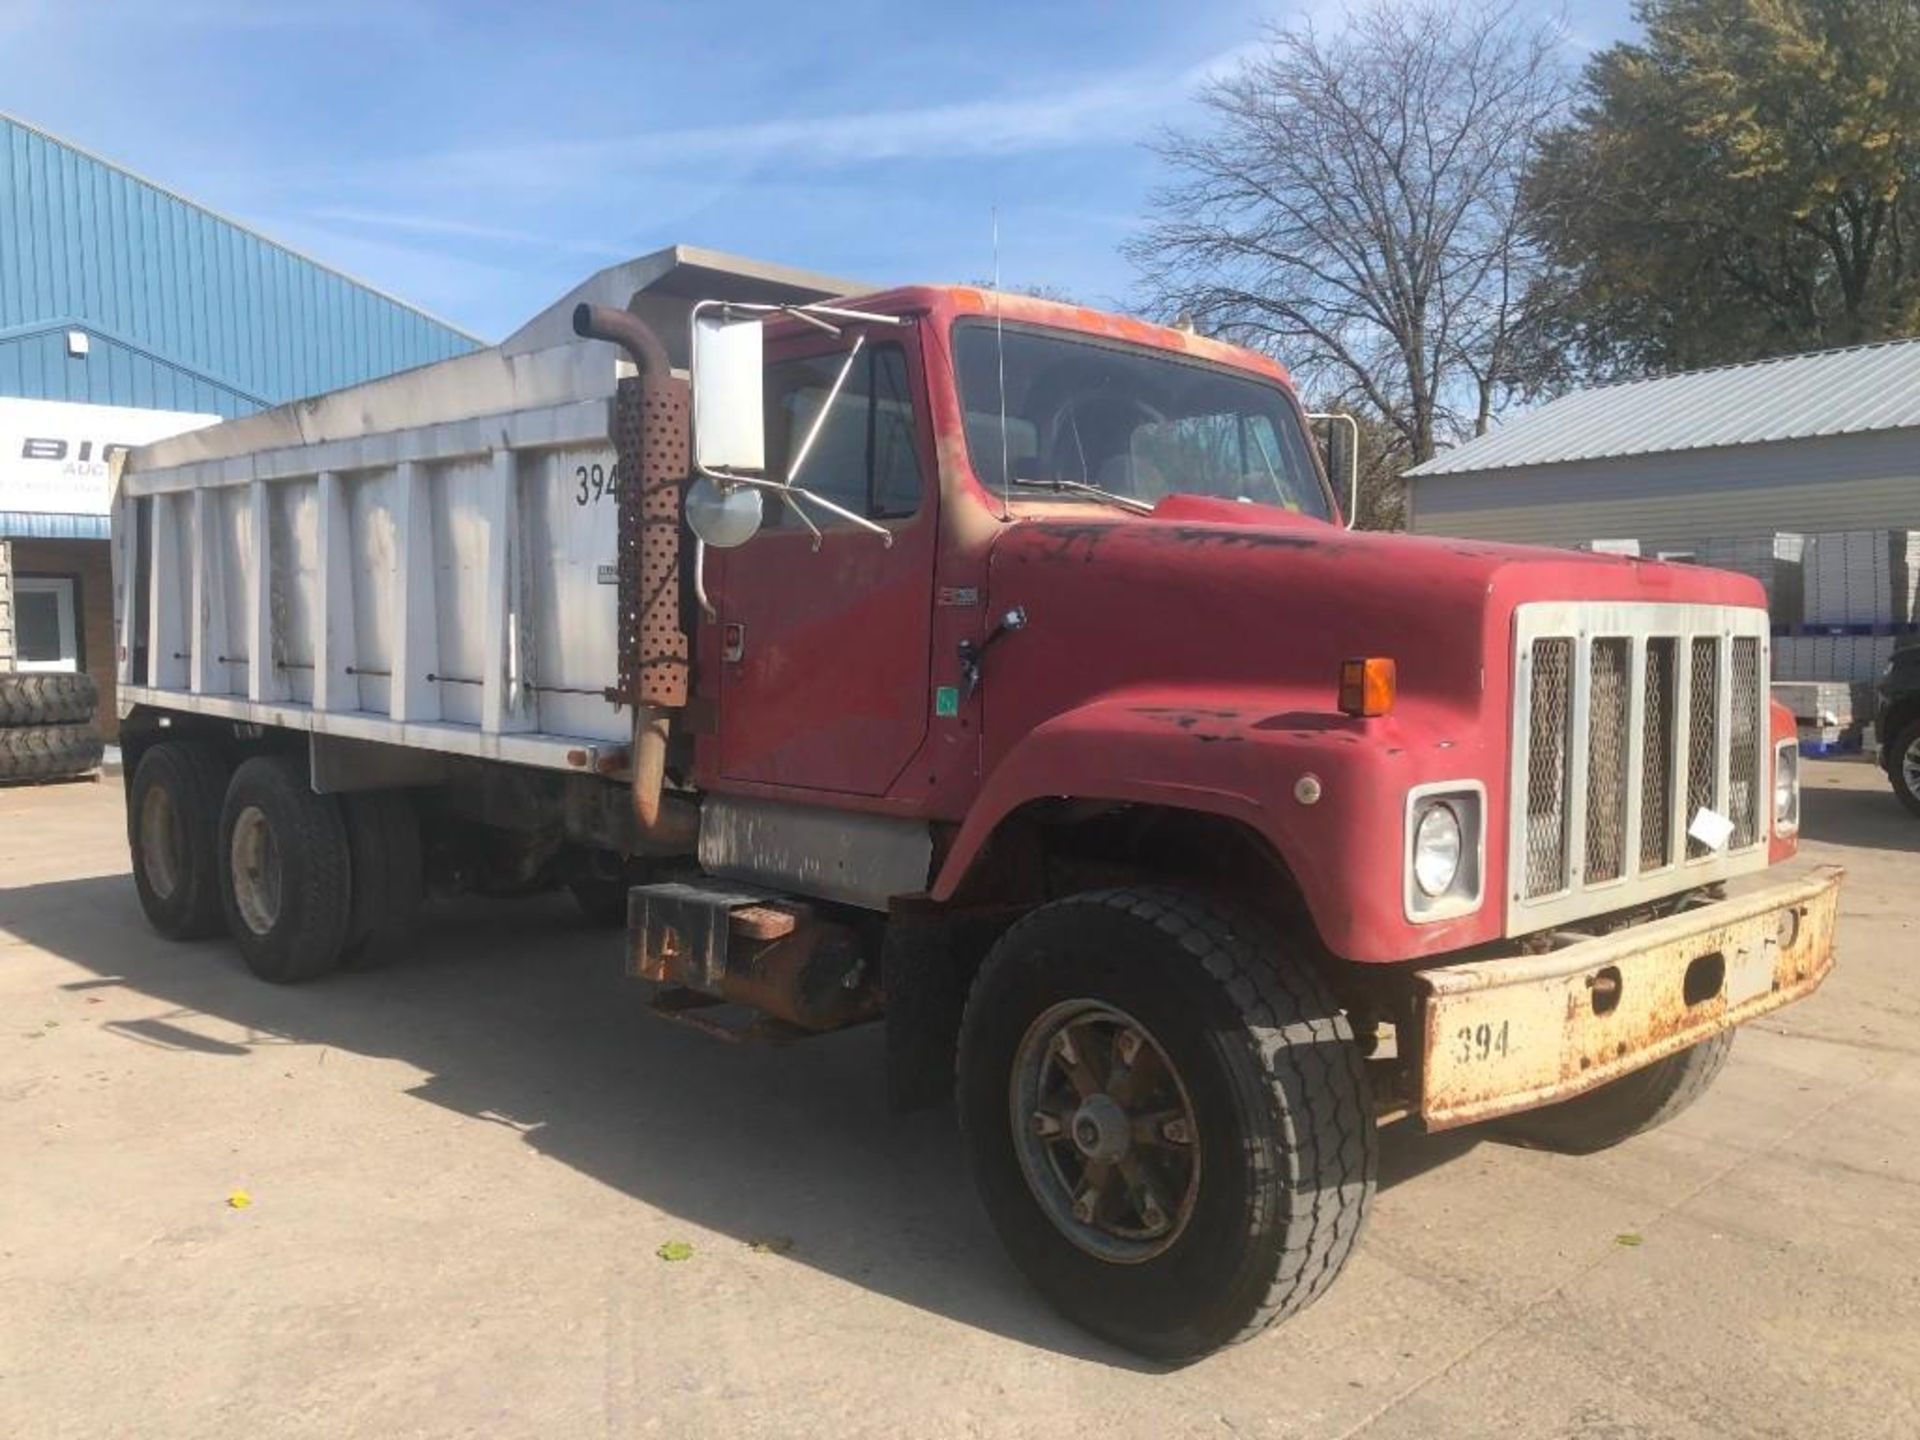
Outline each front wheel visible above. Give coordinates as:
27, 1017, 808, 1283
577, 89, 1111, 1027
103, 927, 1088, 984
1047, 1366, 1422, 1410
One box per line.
957, 888, 1376, 1363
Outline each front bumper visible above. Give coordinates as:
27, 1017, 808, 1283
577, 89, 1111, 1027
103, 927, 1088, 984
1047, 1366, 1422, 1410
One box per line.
1414, 865, 1842, 1131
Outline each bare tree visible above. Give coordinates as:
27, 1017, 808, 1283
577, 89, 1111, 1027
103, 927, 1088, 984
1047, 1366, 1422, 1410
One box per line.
1127, 1, 1571, 484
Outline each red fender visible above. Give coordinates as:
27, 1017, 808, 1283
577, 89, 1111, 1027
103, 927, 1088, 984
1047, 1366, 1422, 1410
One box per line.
932, 687, 1503, 962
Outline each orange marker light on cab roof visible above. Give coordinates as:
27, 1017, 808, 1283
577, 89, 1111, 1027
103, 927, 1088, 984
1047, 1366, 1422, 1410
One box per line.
1338, 657, 1396, 718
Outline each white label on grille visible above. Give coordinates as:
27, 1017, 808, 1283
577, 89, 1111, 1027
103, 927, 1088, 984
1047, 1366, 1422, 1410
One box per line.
1687, 806, 1734, 851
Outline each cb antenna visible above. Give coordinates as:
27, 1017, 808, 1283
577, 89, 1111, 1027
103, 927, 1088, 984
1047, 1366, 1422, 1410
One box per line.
993, 206, 1011, 522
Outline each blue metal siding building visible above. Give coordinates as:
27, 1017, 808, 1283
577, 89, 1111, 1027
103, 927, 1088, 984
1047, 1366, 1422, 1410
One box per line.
1, 111, 479, 418
1, 111, 480, 728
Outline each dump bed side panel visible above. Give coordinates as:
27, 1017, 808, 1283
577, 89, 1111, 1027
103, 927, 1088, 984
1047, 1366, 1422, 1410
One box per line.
117, 393, 631, 771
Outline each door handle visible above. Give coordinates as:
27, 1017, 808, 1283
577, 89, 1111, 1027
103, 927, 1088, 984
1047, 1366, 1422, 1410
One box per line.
722, 623, 745, 663
957, 606, 1028, 701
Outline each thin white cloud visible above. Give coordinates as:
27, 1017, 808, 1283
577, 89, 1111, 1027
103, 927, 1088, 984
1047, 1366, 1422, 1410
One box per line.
410, 43, 1257, 192
310, 206, 631, 258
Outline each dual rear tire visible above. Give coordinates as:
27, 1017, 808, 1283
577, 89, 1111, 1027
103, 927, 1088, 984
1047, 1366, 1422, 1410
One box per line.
129, 741, 421, 981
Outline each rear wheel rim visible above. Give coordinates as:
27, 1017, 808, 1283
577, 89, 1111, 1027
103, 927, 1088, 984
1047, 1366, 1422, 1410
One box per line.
230, 806, 283, 935
139, 787, 180, 900
1009, 1000, 1201, 1264
1903, 736, 1920, 800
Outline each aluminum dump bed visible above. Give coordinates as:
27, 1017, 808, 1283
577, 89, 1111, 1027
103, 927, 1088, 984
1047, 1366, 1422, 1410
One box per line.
113, 246, 860, 772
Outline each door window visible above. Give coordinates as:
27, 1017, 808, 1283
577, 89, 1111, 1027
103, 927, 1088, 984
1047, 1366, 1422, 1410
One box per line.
763, 345, 924, 527
16, 575, 79, 673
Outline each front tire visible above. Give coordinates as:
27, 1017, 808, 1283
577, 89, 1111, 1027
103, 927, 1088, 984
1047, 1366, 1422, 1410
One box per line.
957, 888, 1375, 1363
218, 756, 354, 983
1499, 1033, 1734, 1154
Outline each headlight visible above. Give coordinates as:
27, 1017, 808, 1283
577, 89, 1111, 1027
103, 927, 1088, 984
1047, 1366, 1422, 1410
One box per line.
1774, 740, 1800, 836
1404, 784, 1484, 921
1412, 803, 1463, 897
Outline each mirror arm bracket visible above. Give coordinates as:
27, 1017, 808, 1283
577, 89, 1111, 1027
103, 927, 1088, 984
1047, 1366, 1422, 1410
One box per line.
692, 537, 718, 621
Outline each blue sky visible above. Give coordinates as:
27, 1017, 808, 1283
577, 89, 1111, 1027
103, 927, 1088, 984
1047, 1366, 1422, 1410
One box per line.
1, 0, 1636, 342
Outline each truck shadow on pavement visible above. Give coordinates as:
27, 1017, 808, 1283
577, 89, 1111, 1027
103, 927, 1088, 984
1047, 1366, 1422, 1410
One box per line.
5, 868, 1483, 1368
1799, 768, 1917, 855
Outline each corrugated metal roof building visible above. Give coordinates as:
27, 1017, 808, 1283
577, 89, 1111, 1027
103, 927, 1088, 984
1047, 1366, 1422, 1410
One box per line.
1, 111, 480, 736
1405, 339, 1920, 549
1, 111, 478, 418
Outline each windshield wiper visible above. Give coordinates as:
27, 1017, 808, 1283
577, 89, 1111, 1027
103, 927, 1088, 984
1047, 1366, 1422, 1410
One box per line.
1009, 475, 1155, 515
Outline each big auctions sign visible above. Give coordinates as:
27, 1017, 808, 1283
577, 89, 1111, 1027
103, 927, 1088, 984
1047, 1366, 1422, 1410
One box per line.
0, 397, 219, 516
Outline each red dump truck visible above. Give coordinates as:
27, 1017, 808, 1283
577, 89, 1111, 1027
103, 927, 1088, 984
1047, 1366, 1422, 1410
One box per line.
113, 246, 1840, 1361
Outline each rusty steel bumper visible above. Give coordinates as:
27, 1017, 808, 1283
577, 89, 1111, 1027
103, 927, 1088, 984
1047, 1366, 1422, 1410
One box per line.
1414, 865, 1843, 1131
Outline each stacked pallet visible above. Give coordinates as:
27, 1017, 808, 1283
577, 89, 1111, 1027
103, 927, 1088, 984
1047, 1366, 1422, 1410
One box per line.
1901, 530, 1920, 625
1774, 631, 1898, 683
1771, 679, 1869, 754
1699, 533, 1805, 628
1804, 529, 1919, 625
1771, 679, 1875, 726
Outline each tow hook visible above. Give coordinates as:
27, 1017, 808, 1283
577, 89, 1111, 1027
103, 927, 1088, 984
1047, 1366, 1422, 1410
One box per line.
958, 606, 1029, 702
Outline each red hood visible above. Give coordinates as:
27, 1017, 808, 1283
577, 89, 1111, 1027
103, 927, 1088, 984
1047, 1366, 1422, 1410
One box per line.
1141, 495, 1762, 610
980, 498, 1764, 772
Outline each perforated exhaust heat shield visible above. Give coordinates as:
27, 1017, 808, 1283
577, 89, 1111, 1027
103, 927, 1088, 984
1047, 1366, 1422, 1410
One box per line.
610, 373, 691, 709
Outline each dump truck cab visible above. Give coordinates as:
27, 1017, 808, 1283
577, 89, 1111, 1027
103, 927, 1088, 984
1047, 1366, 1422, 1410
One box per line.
114, 249, 1840, 1363
679, 282, 1817, 953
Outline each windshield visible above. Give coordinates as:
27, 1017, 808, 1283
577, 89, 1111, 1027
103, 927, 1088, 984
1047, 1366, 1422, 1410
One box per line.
952, 321, 1333, 520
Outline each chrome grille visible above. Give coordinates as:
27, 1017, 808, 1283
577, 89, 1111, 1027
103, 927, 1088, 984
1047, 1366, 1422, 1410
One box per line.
1641, 638, 1676, 869
1523, 638, 1572, 898
1584, 638, 1631, 883
1729, 637, 1761, 848
1685, 637, 1720, 859
1509, 604, 1770, 934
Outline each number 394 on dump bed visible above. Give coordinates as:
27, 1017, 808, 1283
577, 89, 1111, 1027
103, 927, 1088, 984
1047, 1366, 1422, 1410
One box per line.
112, 246, 1840, 1363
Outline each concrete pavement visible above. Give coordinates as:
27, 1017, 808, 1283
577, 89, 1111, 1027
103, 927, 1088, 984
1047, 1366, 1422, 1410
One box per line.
1, 762, 1915, 1438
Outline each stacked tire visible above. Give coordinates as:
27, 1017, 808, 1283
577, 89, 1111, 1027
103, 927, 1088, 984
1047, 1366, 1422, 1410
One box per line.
0, 673, 104, 783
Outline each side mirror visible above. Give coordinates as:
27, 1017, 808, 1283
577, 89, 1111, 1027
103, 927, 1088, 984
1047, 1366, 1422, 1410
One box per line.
1307, 412, 1359, 529
691, 308, 766, 476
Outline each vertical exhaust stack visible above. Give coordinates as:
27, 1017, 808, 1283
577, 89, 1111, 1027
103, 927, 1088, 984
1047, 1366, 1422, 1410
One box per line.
572, 303, 698, 849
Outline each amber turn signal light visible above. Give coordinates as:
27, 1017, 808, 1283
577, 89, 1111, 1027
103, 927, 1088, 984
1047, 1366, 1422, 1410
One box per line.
1338, 657, 1396, 717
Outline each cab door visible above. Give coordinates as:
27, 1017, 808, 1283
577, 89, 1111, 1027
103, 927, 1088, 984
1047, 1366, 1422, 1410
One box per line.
710, 331, 936, 796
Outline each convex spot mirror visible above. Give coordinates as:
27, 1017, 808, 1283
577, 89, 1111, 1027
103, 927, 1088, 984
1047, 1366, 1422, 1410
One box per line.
685, 476, 764, 549
692, 310, 767, 476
